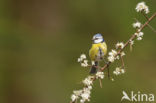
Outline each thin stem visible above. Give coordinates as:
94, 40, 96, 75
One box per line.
141, 12, 156, 33
120, 55, 125, 69
141, 11, 149, 20
99, 79, 103, 88
130, 44, 133, 52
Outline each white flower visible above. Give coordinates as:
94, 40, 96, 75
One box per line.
79, 86, 92, 103
120, 52, 125, 57
111, 49, 118, 56
78, 54, 89, 67
80, 99, 85, 103
73, 90, 82, 96
71, 85, 92, 103
137, 37, 142, 40
113, 67, 125, 75
113, 71, 120, 75
129, 40, 134, 45
111, 78, 114, 81
108, 56, 115, 62
81, 63, 88, 67
82, 76, 93, 86
96, 72, 104, 79
138, 29, 141, 32
87, 86, 92, 90
113, 67, 121, 75
135, 32, 138, 36
116, 42, 124, 49
113, 67, 120, 75
108, 49, 118, 62
80, 54, 86, 60
81, 93, 90, 101
116, 55, 120, 60
81, 60, 88, 67
138, 32, 144, 37
121, 69, 125, 74
71, 82, 93, 103
136, 2, 149, 14
135, 32, 143, 36
91, 61, 95, 65
78, 58, 82, 62
78, 54, 87, 62
135, 31, 144, 41
133, 21, 142, 28
71, 94, 78, 102
84, 60, 88, 64
83, 87, 91, 94
108, 50, 117, 56
116, 67, 120, 72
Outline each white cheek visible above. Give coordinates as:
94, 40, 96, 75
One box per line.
94, 39, 103, 43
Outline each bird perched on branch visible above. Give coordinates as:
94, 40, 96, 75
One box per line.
89, 33, 107, 74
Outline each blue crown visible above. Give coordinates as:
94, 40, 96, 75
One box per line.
94, 33, 102, 37
93, 33, 104, 42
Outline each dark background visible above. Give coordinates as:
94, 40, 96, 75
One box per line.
0, 0, 156, 103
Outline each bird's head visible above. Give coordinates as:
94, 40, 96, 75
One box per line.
92, 33, 104, 43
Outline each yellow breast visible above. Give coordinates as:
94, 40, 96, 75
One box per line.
89, 42, 107, 61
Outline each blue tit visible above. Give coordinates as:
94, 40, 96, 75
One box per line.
89, 33, 107, 74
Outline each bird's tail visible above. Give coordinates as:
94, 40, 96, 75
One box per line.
89, 61, 98, 74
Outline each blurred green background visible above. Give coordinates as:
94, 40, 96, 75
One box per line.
0, 0, 156, 103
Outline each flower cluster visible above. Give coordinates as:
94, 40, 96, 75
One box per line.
95, 72, 104, 79
71, 87, 92, 103
82, 76, 93, 86
116, 42, 124, 49
71, 76, 94, 103
113, 67, 125, 75
136, 2, 149, 14
107, 49, 119, 62
80, 87, 91, 103
129, 40, 134, 45
131, 2, 148, 45
78, 54, 88, 67
120, 51, 125, 57
78, 54, 86, 62
135, 32, 144, 40
71, 71, 105, 103
133, 21, 142, 28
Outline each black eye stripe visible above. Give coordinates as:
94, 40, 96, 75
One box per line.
96, 37, 102, 39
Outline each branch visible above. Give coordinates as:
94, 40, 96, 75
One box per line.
141, 12, 156, 33
70, 5, 156, 102
99, 12, 156, 73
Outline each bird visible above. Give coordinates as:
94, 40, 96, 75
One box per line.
89, 33, 107, 74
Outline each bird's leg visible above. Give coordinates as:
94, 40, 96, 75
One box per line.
89, 61, 99, 74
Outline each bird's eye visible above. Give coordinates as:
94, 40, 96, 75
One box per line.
92, 37, 99, 40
